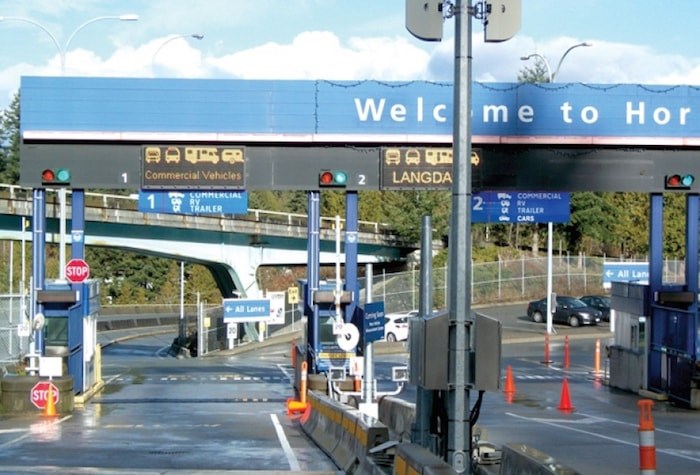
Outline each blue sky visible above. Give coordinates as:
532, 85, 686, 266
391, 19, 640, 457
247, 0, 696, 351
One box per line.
0, 0, 699, 111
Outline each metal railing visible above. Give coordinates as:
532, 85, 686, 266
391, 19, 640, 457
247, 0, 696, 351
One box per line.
0, 183, 395, 236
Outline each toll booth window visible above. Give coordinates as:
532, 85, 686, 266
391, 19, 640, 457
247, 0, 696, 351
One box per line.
45, 318, 68, 347
319, 317, 336, 344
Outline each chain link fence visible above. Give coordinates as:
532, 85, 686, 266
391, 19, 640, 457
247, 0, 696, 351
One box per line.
0, 294, 30, 367
358, 255, 684, 315
1, 256, 686, 359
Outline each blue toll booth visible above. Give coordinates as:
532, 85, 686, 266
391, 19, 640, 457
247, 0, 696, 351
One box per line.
38, 279, 100, 394
610, 194, 700, 408
301, 279, 354, 373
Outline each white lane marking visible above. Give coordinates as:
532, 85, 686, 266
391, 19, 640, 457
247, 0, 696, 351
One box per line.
506, 412, 700, 463
0, 415, 72, 449
576, 411, 700, 442
277, 363, 294, 383
270, 413, 301, 471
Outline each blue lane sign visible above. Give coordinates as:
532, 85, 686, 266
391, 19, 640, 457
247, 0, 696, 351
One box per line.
138, 191, 248, 215
363, 301, 386, 344
223, 298, 271, 322
602, 262, 649, 287
472, 191, 570, 224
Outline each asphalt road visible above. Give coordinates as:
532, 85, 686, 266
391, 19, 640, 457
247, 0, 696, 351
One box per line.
1, 304, 698, 474
0, 331, 339, 474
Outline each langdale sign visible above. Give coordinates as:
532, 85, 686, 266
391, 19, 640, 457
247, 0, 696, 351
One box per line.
19, 78, 700, 193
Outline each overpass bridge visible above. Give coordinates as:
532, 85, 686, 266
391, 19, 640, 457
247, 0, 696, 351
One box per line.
0, 184, 413, 298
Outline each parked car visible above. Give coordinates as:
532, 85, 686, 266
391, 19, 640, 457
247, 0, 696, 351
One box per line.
579, 295, 611, 321
526, 296, 602, 327
383, 310, 418, 342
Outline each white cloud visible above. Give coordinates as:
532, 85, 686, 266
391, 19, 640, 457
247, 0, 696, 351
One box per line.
5, 28, 700, 111
207, 31, 431, 80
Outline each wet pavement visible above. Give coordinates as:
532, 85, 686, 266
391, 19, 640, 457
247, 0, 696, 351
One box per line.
0, 331, 340, 474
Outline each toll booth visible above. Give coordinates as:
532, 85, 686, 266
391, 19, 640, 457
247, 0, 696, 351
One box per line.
608, 282, 648, 393
37, 279, 100, 393
300, 279, 354, 373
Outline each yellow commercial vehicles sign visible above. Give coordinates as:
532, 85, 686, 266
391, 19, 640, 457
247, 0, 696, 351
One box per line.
142, 145, 245, 189
380, 147, 481, 190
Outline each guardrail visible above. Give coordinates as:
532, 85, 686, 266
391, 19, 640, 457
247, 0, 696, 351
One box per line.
0, 183, 397, 236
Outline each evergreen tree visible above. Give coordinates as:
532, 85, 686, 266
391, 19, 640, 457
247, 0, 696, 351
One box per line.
0, 93, 20, 184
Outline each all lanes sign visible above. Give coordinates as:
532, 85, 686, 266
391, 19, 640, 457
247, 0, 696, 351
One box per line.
602, 261, 649, 288
223, 298, 271, 322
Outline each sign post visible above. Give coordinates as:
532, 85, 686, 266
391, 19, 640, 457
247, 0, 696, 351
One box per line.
65, 258, 90, 283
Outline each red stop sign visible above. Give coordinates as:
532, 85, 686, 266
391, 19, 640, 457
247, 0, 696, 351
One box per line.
30, 381, 59, 409
65, 258, 90, 283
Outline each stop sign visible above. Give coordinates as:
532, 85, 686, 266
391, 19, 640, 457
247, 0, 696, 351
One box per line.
65, 258, 90, 283
30, 381, 59, 409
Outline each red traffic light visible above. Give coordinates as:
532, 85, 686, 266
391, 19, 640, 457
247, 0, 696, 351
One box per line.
41, 168, 71, 185
665, 174, 694, 190
319, 170, 348, 187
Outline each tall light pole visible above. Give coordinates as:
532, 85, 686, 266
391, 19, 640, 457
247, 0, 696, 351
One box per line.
521, 41, 591, 335
521, 41, 591, 83
152, 33, 204, 72
0, 14, 139, 75
0, 14, 139, 280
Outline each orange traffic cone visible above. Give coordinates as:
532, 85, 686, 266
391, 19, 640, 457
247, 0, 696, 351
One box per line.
558, 377, 574, 412
44, 382, 57, 417
504, 365, 516, 394
504, 365, 516, 403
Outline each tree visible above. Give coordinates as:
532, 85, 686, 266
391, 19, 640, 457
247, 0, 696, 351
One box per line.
517, 57, 551, 84
0, 93, 20, 184
380, 190, 450, 243
564, 192, 619, 254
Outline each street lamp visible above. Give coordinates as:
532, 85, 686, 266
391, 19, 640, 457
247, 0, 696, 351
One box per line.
520, 41, 592, 83
0, 14, 139, 279
0, 14, 139, 74
520, 41, 591, 335
151, 33, 204, 72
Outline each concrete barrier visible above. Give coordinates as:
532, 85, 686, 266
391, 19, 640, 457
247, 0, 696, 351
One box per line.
394, 443, 456, 475
1, 376, 74, 414
378, 396, 415, 442
500, 443, 581, 475
301, 390, 392, 473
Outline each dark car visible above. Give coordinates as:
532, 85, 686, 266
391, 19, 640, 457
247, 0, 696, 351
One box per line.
526, 295, 602, 327
579, 295, 611, 321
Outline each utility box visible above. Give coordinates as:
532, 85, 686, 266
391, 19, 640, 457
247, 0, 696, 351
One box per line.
409, 310, 448, 389
409, 311, 502, 390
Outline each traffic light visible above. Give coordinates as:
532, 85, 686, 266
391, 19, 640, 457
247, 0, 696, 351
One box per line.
41, 168, 71, 186
665, 174, 694, 190
319, 170, 348, 187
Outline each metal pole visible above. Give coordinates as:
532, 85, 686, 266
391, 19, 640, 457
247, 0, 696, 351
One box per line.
413, 215, 434, 449
197, 292, 204, 356
179, 261, 185, 346
362, 263, 374, 408
447, 1, 473, 471
546, 221, 553, 334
